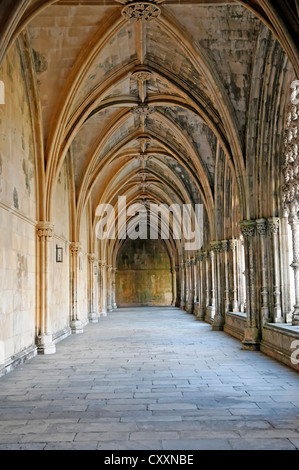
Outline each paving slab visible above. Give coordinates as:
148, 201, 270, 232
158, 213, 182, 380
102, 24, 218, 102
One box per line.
0, 307, 298, 450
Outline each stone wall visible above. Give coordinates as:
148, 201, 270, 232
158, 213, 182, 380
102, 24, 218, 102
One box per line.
51, 159, 71, 338
116, 239, 172, 306
0, 43, 37, 368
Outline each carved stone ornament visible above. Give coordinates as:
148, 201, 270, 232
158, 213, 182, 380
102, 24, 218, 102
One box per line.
37, 222, 54, 239
70, 242, 81, 254
131, 104, 156, 116
221, 240, 229, 252
267, 217, 280, 235
136, 153, 152, 162
282, 102, 299, 211
136, 135, 152, 146
239, 221, 256, 238
121, 1, 161, 22
256, 219, 267, 236
229, 239, 237, 251
131, 70, 153, 82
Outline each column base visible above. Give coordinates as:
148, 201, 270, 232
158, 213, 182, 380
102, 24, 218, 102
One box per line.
37, 334, 56, 355
113, 303, 117, 309
185, 301, 193, 314
212, 312, 224, 331
194, 303, 205, 321
71, 320, 84, 334
107, 305, 113, 313
241, 327, 260, 350
99, 310, 107, 317
88, 312, 98, 324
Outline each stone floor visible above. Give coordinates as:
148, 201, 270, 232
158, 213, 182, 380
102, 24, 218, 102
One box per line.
0, 307, 299, 450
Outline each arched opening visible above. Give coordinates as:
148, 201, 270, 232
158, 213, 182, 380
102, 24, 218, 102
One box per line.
116, 238, 172, 307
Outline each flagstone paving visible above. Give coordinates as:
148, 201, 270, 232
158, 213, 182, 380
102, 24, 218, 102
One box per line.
0, 307, 299, 450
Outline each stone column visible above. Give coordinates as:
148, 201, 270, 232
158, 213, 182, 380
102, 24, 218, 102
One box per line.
212, 242, 224, 331
180, 262, 185, 310
267, 217, 283, 323
209, 247, 216, 320
185, 259, 193, 314
193, 254, 200, 317
175, 265, 180, 307
256, 219, 270, 323
193, 257, 198, 307
70, 242, 84, 334
229, 239, 239, 312
99, 261, 107, 316
205, 251, 210, 310
107, 265, 113, 312
112, 267, 117, 309
170, 267, 177, 306
36, 222, 56, 354
196, 252, 205, 321
240, 221, 260, 350
88, 254, 98, 323
289, 204, 299, 325
237, 237, 246, 312
281, 97, 299, 324
222, 240, 230, 315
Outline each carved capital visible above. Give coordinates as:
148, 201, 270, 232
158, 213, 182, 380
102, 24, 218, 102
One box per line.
36, 222, 54, 240
221, 240, 229, 252
98, 260, 106, 268
70, 242, 81, 255
211, 241, 222, 253
229, 239, 237, 251
256, 219, 267, 236
88, 253, 96, 265
239, 221, 256, 238
267, 217, 280, 235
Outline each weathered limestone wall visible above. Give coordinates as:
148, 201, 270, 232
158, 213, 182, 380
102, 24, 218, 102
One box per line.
0, 43, 37, 367
50, 160, 71, 338
78, 205, 89, 325
116, 239, 172, 306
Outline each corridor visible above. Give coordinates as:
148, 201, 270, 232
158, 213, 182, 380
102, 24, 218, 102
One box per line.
0, 308, 299, 450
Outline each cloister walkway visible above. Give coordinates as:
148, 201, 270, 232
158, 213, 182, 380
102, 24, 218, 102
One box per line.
0, 307, 299, 450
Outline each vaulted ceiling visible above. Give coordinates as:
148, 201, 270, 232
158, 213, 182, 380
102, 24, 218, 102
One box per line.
1, 0, 297, 244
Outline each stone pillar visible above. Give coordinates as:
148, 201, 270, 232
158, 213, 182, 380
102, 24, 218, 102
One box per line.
112, 267, 117, 310
179, 262, 185, 310
237, 237, 246, 312
170, 267, 177, 306
36, 222, 56, 354
99, 261, 107, 316
175, 265, 180, 307
195, 252, 205, 321
193, 253, 200, 317
185, 259, 193, 314
107, 265, 113, 312
288, 204, 299, 325
240, 221, 260, 350
280, 210, 292, 323
209, 247, 216, 320
229, 239, 239, 312
205, 251, 210, 310
267, 217, 283, 323
222, 240, 230, 315
70, 242, 84, 334
88, 254, 98, 323
192, 257, 198, 307
256, 219, 270, 324
281, 97, 299, 324
212, 242, 224, 331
